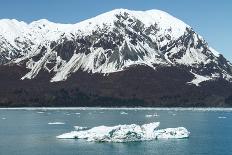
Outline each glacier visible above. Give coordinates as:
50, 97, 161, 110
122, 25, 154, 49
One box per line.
57, 122, 190, 142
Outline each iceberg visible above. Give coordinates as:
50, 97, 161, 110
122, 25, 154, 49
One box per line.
57, 122, 190, 142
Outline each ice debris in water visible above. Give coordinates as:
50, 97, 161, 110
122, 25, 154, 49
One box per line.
145, 113, 159, 118
37, 111, 45, 114
74, 126, 88, 131
57, 122, 190, 142
218, 116, 227, 119
48, 122, 65, 125
120, 111, 128, 115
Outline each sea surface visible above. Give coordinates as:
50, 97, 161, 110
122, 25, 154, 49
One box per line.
0, 108, 232, 155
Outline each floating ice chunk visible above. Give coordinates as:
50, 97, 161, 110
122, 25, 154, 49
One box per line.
48, 122, 65, 125
57, 122, 190, 142
218, 116, 227, 119
75, 113, 80, 115
120, 111, 128, 115
74, 126, 88, 131
2, 117, 6, 120
37, 111, 45, 114
145, 113, 159, 118
154, 127, 190, 139
145, 115, 153, 118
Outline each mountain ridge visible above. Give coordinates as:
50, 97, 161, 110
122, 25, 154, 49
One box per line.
0, 9, 232, 107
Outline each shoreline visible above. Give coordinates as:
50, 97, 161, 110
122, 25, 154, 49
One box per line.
1, 107, 232, 111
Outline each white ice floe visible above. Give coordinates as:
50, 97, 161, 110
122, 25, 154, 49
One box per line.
120, 111, 128, 115
145, 113, 159, 118
48, 122, 65, 125
57, 122, 190, 142
218, 116, 227, 119
74, 126, 88, 131
37, 111, 45, 114
2, 117, 6, 120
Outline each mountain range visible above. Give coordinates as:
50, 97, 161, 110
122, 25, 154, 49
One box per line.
0, 9, 232, 107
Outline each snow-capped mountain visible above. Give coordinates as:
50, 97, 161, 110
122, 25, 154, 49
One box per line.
0, 9, 231, 85
0, 9, 232, 107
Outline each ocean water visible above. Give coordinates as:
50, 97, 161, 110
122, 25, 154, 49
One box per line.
0, 108, 232, 155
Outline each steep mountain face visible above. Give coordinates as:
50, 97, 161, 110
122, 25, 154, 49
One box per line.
0, 9, 232, 107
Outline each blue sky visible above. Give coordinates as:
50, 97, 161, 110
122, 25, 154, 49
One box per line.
1, 0, 231, 61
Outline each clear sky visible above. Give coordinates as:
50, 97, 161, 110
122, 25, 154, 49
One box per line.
0, 0, 231, 61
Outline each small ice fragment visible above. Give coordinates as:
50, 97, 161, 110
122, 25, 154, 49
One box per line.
74, 126, 88, 131
2, 117, 6, 120
145, 115, 153, 118
218, 116, 227, 119
48, 122, 65, 125
120, 111, 128, 115
75, 113, 80, 115
145, 114, 159, 118
37, 111, 45, 114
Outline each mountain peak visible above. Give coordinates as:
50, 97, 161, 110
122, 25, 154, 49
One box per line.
0, 9, 231, 85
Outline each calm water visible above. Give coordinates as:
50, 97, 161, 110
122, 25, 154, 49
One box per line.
0, 108, 232, 155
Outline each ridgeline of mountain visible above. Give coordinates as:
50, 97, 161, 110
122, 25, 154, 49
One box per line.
0, 9, 232, 107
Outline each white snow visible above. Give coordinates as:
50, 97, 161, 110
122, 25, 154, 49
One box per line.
188, 72, 212, 86
57, 122, 190, 142
51, 53, 85, 82
209, 47, 220, 57
48, 122, 65, 125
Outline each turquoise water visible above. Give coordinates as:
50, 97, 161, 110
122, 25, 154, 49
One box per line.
0, 108, 232, 155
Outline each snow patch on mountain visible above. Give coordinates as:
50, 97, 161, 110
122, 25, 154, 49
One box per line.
188, 72, 212, 86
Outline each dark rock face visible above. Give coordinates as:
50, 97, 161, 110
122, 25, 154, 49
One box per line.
0, 65, 232, 107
